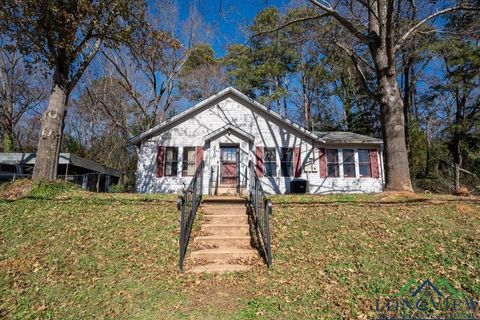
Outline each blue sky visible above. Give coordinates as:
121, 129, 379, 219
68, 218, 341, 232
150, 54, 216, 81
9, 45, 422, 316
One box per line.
177, 0, 292, 56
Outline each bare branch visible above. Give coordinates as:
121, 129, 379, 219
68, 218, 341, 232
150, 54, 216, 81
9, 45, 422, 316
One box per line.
86, 85, 129, 132
252, 13, 331, 38
308, 0, 371, 43
100, 49, 148, 117
334, 40, 378, 99
386, 0, 395, 71
394, 5, 480, 52
68, 38, 102, 91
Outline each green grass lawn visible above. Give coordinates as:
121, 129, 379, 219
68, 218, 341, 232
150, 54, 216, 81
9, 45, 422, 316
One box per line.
1, 185, 479, 319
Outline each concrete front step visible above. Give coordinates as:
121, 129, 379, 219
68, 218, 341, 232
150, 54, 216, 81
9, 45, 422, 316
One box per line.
203, 196, 246, 204
186, 196, 257, 273
202, 206, 247, 215
202, 224, 250, 236
205, 214, 248, 224
190, 248, 257, 261
194, 236, 251, 248
217, 187, 238, 196
189, 263, 252, 273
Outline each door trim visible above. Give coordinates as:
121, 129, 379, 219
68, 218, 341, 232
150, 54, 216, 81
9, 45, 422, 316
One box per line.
220, 145, 239, 185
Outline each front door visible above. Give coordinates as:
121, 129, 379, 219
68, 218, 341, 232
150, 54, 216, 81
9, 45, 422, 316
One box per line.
220, 146, 239, 185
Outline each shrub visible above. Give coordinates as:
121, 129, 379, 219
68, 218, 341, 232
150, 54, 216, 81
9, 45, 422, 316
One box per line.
28, 180, 80, 198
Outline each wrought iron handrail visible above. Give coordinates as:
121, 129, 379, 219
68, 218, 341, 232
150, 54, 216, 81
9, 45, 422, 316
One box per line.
248, 160, 272, 267
177, 160, 204, 271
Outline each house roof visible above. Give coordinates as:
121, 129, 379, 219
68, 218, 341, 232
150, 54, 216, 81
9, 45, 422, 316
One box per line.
204, 124, 255, 142
0, 153, 122, 177
129, 87, 383, 147
129, 87, 326, 145
314, 132, 383, 145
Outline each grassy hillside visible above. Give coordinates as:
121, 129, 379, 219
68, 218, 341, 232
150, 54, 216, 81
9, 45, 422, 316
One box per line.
1, 186, 479, 319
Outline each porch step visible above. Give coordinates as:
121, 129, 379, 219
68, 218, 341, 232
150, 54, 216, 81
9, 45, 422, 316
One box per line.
190, 263, 252, 273
217, 186, 238, 196
202, 206, 247, 215
201, 224, 250, 236
203, 196, 246, 204
186, 196, 260, 273
205, 214, 248, 224
190, 248, 257, 261
194, 236, 251, 248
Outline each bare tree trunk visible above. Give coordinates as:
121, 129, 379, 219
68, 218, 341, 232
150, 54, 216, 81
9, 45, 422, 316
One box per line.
452, 127, 462, 190
2, 93, 14, 151
379, 77, 412, 191
425, 121, 430, 177
344, 99, 352, 131
32, 76, 69, 181
453, 163, 461, 190
340, 77, 354, 131
303, 90, 310, 130
379, 77, 413, 191
372, 41, 413, 191
403, 57, 413, 169
275, 77, 281, 113
1, 61, 14, 151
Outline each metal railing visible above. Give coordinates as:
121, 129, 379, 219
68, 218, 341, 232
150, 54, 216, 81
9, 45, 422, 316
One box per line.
209, 165, 215, 195
248, 160, 272, 267
177, 160, 204, 271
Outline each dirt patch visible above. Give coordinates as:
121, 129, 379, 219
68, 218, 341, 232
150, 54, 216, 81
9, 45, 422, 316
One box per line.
456, 204, 477, 215
0, 258, 36, 274
375, 191, 421, 202
180, 277, 247, 316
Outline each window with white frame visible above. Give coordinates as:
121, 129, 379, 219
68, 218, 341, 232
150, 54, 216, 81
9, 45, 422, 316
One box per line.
182, 147, 196, 176
326, 149, 340, 177
264, 148, 277, 177
281, 148, 293, 177
358, 149, 372, 177
342, 149, 356, 178
164, 147, 178, 176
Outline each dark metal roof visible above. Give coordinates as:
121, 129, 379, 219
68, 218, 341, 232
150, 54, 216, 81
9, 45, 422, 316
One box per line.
314, 131, 383, 144
0, 153, 122, 177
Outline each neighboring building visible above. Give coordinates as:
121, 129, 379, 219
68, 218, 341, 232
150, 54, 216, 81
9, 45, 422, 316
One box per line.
131, 87, 384, 195
0, 153, 121, 192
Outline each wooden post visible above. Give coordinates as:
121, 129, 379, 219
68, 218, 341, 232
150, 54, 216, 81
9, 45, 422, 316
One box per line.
96, 173, 100, 193
82, 174, 87, 190
64, 163, 69, 181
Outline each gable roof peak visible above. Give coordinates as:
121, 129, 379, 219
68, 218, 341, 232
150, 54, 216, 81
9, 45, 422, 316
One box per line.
130, 86, 325, 145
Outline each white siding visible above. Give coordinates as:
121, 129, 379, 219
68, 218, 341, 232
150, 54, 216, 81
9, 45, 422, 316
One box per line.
135, 94, 384, 194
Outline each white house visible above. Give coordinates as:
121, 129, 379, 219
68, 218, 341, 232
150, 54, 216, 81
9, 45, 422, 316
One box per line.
131, 87, 384, 195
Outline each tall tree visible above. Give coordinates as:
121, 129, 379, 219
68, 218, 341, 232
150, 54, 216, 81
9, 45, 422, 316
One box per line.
225, 7, 299, 113
177, 44, 227, 102
0, 37, 46, 151
298, 0, 479, 191
100, 2, 204, 130
64, 76, 135, 174
1, 0, 146, 180
430, 42, 480, 190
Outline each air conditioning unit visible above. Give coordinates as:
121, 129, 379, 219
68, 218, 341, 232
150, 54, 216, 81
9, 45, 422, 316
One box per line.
290, 179, 309, 194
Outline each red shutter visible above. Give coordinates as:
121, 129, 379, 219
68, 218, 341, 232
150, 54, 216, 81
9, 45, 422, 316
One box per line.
293, 147, 301, 177
370, 149, 380, 178
195, 146, 204, 169
255, 146, 264, 177
319, 148, 327, 178
156, 146, 165, 177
